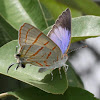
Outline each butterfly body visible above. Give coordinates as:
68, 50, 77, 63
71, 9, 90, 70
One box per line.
7, 8, 71, 73
15, 54, 25, 68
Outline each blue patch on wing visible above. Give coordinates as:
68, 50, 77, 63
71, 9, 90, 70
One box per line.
47, 8, 71, 54
49, 27, 71, 54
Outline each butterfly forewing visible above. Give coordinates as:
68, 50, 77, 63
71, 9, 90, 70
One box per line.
47, 8, 71, 54
18, 23, 62, 67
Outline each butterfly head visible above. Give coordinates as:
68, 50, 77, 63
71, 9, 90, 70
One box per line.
15, 54, 21, 58
15, 54, 25, 64
14, 54, 22, 63
7, 53, 26, 73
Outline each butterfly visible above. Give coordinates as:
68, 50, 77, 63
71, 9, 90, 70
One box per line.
7, 8, 71, 77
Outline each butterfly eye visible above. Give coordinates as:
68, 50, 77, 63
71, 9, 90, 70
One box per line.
16, 54, 21, 58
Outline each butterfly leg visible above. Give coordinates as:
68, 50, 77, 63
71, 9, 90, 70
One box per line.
51, 71, 53, 81
58, 68, 62, 79
15, 64, 20, 70
64, 64, 69, 72
15, 46, 18, 54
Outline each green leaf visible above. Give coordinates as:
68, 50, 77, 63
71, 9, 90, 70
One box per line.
40, 0, 82, 19
0, 0, 49, 30
0, 73, 30, 95
0, 40, 68, 94
60, 0, 100, 16
0, 62, 84, 94
72, 16, 100, 42
0, 0, 54, 47
0, 16, 18, 47
43, 16, 100, 43
6, 86, 98, 100
65, 87, 98, 100
40, 3, 55, 26
67, 62, 84, 88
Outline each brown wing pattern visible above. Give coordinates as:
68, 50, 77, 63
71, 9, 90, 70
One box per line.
18, 23, 62, 67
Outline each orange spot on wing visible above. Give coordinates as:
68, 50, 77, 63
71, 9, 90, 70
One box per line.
30, 47, 44, 58
41, 53, 45, 57
19, 23, 26, 46
30, 61, 43, 66
57, 56, 58, 61
44, 41, 49, 45
44, 61, 50, 67
45, 64, 50, 67
25, 27, 34, 43
29, 41, 49, 58
44, 60, 47, 64
46, 52, 51, 59
35, 62, 43, 66
26, 57, 34, 61
52, 46, 57, 50
65, 38, 71, 54
33, 33, 43, 44
19, 46, 24, 52
24, 33, 43, 55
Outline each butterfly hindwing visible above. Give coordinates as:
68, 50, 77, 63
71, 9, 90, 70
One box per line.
20, 45, 59, 66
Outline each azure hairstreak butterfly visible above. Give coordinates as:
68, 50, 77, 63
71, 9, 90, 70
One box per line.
7, 8, 71, 79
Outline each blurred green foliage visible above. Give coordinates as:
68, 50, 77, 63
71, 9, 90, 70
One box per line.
0, 0, 100, 100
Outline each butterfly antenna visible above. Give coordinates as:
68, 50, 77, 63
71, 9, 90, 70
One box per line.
15, 46, 18, 54
68, 45, 87, 54
7, 63, 17, 73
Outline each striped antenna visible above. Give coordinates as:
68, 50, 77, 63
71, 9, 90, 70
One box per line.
68, 45, 87, 54
15, 46, 18, 54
